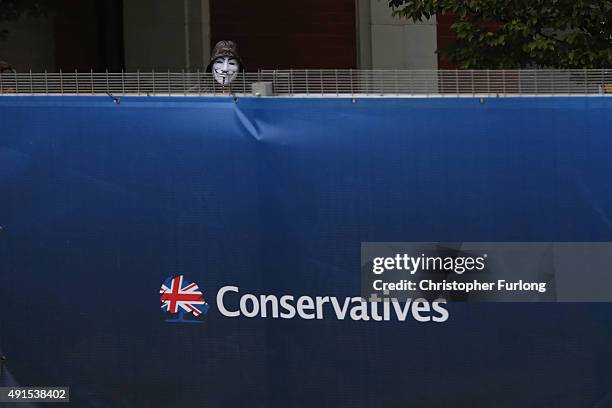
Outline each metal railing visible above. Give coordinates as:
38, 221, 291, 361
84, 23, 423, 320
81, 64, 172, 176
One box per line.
0, 69, 611, 96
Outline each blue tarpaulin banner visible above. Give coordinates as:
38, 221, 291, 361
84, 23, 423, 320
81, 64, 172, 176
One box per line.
1, 96, 612, 406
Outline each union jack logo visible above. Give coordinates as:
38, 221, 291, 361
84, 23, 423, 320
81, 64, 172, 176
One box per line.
160, 275, 209, 318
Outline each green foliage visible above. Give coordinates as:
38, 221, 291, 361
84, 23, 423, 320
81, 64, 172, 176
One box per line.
389, 0, 612, 68
0, 0, 49, 41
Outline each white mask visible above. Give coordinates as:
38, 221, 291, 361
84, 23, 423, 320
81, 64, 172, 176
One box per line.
212, 57, 239, 86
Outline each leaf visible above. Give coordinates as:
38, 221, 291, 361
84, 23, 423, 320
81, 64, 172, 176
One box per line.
389, 0, 612, 68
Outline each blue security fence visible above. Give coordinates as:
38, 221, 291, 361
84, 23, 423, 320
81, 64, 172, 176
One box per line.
0, 96, 611, 407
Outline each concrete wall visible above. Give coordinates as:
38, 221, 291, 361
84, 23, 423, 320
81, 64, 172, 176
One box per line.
123, 0, 210, 71
0, 16, 55, 71
358, 0, 438, 69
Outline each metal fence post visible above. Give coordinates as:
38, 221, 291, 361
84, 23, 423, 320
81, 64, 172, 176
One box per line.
166, 70, 170, 95
470, 70, 475, 96
272, 70, 277, 94
320, 70, 324, 96
394, 69, 399, 96
455, 69, 459, 96
551, 70, 556, 94
335, 69, 339, 96
197, 69, 201, 96
408, 70, 413, 96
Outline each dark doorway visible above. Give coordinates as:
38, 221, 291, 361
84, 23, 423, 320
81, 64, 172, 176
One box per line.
210, 0, 357, 70
54, 0, 124, 71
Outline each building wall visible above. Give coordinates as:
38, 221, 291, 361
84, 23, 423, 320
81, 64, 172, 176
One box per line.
359, 0, 438, 69
0, 15, 55, 71
123, 0, 208, 71
1, 0, 123, 72
1, 0, 439, 72
54, 0, 114, 72
123, 0, 437, 71
436, 14, 456, 69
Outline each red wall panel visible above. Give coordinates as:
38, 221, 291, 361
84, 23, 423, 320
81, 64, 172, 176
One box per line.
210, 0, 357, 70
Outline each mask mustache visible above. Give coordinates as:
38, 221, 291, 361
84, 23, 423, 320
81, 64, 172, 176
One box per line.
214, 70, 236, 85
